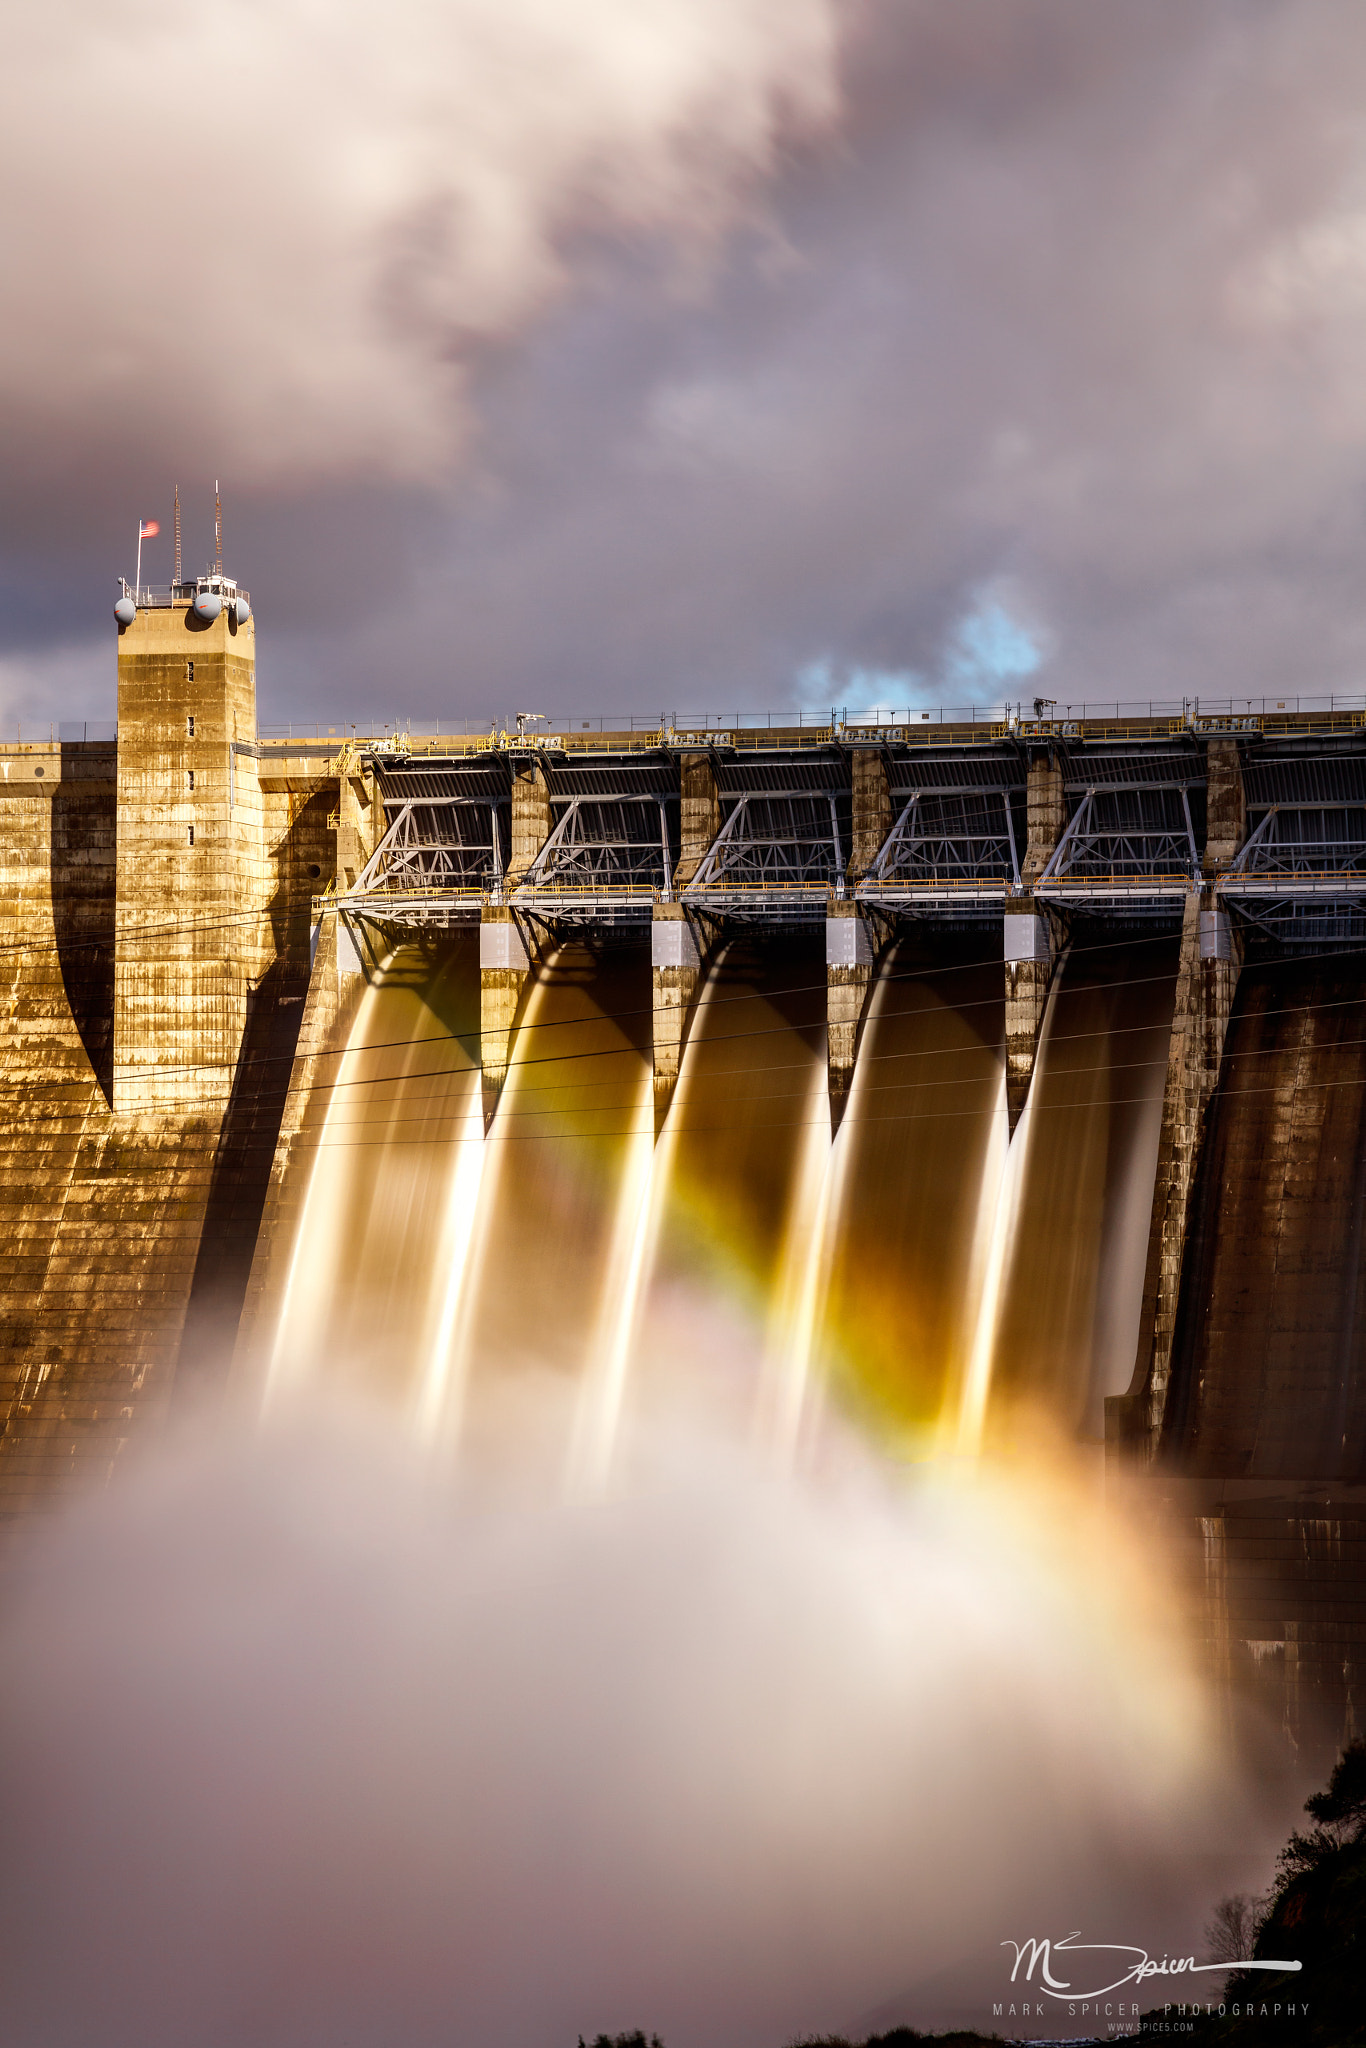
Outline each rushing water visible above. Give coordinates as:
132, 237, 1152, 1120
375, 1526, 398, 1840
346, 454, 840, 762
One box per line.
981, 938, 1179, 1447
821, 942, 1007, 1454
268, 928, 1178, 1470
268, 938, 483, 1411
632, 936, 830, 1449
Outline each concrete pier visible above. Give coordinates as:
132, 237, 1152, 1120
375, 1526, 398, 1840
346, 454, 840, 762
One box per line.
1002, 753, 1067, 1132
509, 757, 551, 878
1021, 750, 1066, 884
1203, 735, 1245, 874
479, 906, 534, 1125
826, 898, 888, 1132
1003, 895, 1057, 1135
676, 751, 720, 886
651, 900, 712, 1132
849, 747, 892, 875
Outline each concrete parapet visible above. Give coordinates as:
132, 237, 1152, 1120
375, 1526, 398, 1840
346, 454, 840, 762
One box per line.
1004, 896, 1057, 1134
1107, 888, 1241, 1465
849, 747, 892, 878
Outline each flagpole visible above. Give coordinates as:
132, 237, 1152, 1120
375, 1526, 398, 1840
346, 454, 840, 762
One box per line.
136, 521, 142, 599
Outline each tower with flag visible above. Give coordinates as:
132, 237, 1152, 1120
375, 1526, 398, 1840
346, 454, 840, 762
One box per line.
112, 486, 265, 1113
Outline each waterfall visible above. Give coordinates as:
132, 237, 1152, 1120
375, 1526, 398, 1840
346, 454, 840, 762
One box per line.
631, 935, 829, 1438
817, 944, 1007, 1453
265, 941, 482, 1413
953, 1066, 1015, 1455
754, 1052, 838, 1466
262, 930, 1179, 1469
980, 939, 1178, 1447
563, 1057, 658, 1496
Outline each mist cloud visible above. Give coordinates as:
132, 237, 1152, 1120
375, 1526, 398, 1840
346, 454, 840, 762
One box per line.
0, 1403, 1236, 2047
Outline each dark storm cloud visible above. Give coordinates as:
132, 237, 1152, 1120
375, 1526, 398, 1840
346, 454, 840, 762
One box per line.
5, 0, 1366, 724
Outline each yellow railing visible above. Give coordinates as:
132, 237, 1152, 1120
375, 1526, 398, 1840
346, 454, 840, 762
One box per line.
1039, 873, 1194, 890
857, 878, 1012, 893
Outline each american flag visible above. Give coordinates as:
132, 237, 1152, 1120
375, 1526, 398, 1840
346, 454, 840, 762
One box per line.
139, 519, 160, 539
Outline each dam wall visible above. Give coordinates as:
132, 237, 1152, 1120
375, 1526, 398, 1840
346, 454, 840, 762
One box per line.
0, 739, 221, 1513
0, 606, 361, 1512
1162, 957, 1366, 1479
1129, 954, 1366, 1767
5, 609, 1366, 1755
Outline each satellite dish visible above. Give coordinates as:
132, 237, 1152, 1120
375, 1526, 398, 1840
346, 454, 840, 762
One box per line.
193, 589, 222, 622
114, 595, 137, 626
234, 594, 251, 625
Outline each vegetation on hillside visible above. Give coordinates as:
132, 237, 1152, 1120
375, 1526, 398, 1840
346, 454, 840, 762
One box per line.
1143, 1738, 1366, 2044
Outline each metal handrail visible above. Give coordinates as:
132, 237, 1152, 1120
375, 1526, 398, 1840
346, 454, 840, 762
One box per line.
1036, 873, 1196, 890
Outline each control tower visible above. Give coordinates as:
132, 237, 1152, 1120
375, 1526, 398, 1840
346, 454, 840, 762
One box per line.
113, 570, 266, 1112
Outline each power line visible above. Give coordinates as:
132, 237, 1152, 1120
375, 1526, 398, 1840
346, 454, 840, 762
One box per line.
1, 943, 1361, 1123
0, 925, 1207, 1101
7, 1039, 1366, 1171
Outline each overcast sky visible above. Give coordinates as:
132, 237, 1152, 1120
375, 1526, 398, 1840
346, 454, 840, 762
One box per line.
5, 0, 1366, 731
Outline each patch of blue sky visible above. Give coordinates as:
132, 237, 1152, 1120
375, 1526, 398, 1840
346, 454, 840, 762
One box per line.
944, 598, 1042, 692
796, 657, 928, 721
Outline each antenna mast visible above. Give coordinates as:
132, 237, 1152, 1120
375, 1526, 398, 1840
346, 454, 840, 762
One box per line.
214, 479, 222, 576
173, 484, 182, 586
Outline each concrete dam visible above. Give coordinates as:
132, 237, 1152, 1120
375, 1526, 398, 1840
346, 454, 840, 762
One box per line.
3, 581, 1365, 1769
